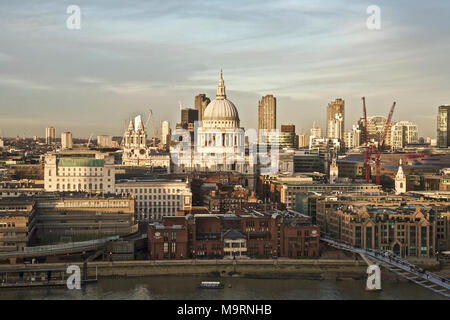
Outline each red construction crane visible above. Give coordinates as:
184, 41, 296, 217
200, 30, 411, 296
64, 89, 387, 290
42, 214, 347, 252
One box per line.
361, 98, 397, 185
362, 97, 371, 183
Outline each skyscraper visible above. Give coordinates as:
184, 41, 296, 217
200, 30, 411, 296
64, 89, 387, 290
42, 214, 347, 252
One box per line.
46, 127, 56, 145
195, 94, 210, 122
326, 99, 345, 141
160, 120, 171, 147
258, 94, 276, 134
181, 108, 198, 126
61, 132, 73, 149
437, 105, 450, 148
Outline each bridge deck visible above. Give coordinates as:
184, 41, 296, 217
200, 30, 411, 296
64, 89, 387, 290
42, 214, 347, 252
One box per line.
322, 237, 450, 299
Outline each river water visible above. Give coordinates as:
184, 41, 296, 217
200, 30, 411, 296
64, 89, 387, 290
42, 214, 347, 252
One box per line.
0, 276, 445, 300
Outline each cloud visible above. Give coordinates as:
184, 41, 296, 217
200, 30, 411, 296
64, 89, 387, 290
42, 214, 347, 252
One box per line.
0, 0, 448, 138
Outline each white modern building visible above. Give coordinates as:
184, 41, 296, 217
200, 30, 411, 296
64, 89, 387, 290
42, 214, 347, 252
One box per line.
61, 132, 73, 150
160, 121, 171, 148
44, 150, 115, 193
391, 121, 419, 150
115, 179, 192, 221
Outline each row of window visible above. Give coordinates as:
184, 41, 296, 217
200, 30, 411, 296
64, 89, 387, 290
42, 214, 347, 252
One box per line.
117, 188, 183, 194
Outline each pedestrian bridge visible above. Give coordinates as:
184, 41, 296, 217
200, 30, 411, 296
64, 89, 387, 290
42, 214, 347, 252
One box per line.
0, 236, 119, 260
321, 236, 450, 299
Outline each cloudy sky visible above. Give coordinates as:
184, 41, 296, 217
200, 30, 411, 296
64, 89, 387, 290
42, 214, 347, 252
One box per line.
0, 0, 449, 138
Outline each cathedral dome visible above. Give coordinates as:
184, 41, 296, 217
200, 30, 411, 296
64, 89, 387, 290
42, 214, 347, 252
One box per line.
203, 99, 239, 121
202, 70, 240, 128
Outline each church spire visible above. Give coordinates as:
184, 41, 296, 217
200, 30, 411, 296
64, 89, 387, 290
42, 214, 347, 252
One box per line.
216, 69, 226, 100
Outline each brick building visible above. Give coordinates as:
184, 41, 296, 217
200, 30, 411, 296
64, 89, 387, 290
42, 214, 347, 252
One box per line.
147, 209, 320, 260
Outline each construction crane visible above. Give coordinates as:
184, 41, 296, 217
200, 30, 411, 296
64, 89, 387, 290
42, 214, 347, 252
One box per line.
362, 97, 371, 183
87, 133, 94, 149
361, 98, 397, 185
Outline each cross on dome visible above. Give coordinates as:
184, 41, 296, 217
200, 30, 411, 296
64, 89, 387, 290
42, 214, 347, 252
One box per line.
216, 69, 226, 100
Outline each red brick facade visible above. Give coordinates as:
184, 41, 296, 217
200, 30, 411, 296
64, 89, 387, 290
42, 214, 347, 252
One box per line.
148, 210, 320, 260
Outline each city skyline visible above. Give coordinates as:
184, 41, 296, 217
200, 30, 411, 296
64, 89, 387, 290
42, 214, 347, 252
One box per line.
1, 0, 450, 138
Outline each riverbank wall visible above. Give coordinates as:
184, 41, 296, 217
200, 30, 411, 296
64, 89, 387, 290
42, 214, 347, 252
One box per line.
0, 259, 376, 280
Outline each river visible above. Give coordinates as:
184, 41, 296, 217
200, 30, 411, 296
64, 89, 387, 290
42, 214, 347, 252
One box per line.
0, 276, 445, 300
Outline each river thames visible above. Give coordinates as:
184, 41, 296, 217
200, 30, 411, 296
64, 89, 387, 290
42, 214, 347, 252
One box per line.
0, 276, 445, 300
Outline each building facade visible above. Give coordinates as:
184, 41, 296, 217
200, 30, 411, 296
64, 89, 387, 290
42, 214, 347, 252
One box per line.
61, 132, 73, 150
148, 209, 320, 260
258, 94, 277, 135
34, 195, 136, 244
391, 121, 419, 150
326, 99, 345, 141
115, 179, 192, 221
195, 94, 211, 122
46, 127, 56, 145
173, 70, 255, 177
0, 200, 36, 252
44, 150, 115, 193
437, 105, 450, 148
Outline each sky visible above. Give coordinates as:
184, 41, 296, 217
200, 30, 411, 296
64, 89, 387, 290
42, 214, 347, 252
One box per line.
0, 0, 449, 139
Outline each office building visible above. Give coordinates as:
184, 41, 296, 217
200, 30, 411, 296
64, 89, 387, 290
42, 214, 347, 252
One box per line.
44, 150, 115, 193
391, 121, 419, 150
0, 200, 36, 252
326, 99, 345, 141
258, 94, 276, 135
437, 105, 450, 148
195, 94, 211, 122
315, 194, 450, 257
115, 179, 192, 221
160, 120, 171, 148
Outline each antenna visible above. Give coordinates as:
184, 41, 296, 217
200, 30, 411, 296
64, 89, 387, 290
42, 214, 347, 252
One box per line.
179, 101, 183, 110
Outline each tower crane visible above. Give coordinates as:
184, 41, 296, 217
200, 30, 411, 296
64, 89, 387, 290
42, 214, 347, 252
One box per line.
87, 133, 94, 148
361, 97, 396, 185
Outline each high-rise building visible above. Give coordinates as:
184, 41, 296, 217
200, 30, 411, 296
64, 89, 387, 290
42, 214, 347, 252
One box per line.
258, 94, 276, 134
391, 121, 419, 150
61, 132, 73, 149
326, 99, 345, 141
160, 120, 171, 147
344, 125, 361, 150
437, 105, 450, 148
310, 124, 322, 138
45, 127, 56, 145
181, 108, 198, 125
195, 94, 211, 122
298, 134, 310, 148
